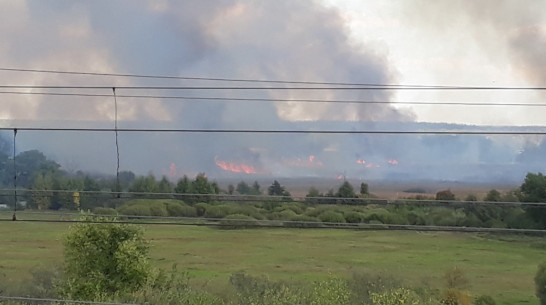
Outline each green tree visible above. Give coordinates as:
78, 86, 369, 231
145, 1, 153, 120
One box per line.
268, 180, 284, 196
484, 189, 501, 202
129, 174, 158, 193
157, 176, 173, 193
360, 182, 369, 195
117, 171, 135, 191
251, 181, 261, 195
192, 173, 213, 194
227, 184, 235, 195
236, 181, 251, 195
62, 217, 151, 300
436, 189, 455, 201
337, 181, 356, 198
537, 261, 546, 305
11, 150, 60, 188
174, 175, 192, 193
520, 173, 546, 228
31, 173, 54, 210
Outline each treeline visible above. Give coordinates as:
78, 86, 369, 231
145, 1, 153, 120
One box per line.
1, 147, 545, 229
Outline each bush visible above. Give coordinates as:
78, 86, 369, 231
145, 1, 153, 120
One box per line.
475, 295, 496, 305
537, 261, 546, 305
219, 214, 259, 229
318, 211, 346, 223
284, 215, 322, 228
204, 204, 231, 218
93, 207, 118, 216
194, 202, 209, 216
62, 216, 151, 300
370, 288, 422, 305
343, 211, 366, 223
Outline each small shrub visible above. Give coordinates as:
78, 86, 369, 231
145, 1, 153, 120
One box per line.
444, 267, 470, 290
219, 214, 258, 229
284, 215, 322, 228
344, 211, 365, 223
475, 295, 496, 305
441, 289, 471, 305
319, 211, 346, 223
537, 261, 546, 305
204, 205, 231, 218
194, 202, 209, 216
93, 207, 118, 216
370, 288, 421, 305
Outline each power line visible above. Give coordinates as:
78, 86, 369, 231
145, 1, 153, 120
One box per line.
1, 85, 546, 91
2, 189, 546, 207
1, 90, 546, 107
1, 127, 546, 135
0, 67, 489, 88
1, 214, 545, 235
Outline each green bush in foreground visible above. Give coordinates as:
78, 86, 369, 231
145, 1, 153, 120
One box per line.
62, 217, 151, 300
537, 261, 546, 305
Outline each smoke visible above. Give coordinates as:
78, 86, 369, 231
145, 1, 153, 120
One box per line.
1, 1, 545, 183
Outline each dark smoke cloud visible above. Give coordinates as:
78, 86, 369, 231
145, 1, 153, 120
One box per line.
1, 1, 544, 183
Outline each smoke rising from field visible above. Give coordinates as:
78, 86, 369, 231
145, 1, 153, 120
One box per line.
0, 1, 545, 183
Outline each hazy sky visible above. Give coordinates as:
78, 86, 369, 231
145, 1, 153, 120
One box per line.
1, 1, 545, 181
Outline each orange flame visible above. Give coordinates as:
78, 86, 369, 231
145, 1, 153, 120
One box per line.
356, 159, 366, 165
387, 159, 399, 165
168, 163, 178, 179
214, 156, 257, 174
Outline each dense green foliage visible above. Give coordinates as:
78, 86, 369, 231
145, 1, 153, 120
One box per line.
537, 262, 546, 305
62, 217, 151, 300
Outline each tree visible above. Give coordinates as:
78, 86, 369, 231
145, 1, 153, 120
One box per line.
129, 174, 158, 193
192, 173, 213, 194
436, 189, 455, 201
236, 181, 251, 195
62, 217, 151, 300
520, 173, 546, 202
157, 176, 173, 193
174, 175, 192, 194
227, 184, 235, 195
117, 171, 136, 191
11, 150, 60, 188
268, 180, 284, 196
31, 173, 54, 210
520, 173, 546, 228
337, 181, 356, 198
484, 189, 501, 202
251, 181, 261, 195
537, 261, 546, 305
360, 182, 369, 195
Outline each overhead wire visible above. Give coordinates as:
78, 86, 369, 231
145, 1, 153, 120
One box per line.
1, 90, 546, 107
0, 67, 503, 88
1, 127, 546, 135
1, 85, 546, 90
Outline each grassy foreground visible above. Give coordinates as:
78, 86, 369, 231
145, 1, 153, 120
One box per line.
0, 217, 544, 305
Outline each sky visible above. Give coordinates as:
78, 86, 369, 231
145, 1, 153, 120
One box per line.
1, 0, 546, 183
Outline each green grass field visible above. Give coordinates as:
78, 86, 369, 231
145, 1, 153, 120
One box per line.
0, 214, 544, 305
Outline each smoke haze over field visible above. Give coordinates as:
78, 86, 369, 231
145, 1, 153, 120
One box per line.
1, 1, 546, 184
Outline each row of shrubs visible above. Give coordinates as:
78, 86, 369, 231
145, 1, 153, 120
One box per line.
93, 198, 540, 229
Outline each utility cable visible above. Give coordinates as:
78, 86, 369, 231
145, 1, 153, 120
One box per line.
0, 67, 497, 88
1, 127, 546, 135
0, 215, 544, 235
1, 85, 546, 90
2, 90, 546, 107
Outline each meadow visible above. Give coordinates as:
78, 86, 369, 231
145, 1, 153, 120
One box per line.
0, 212, 544, 305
